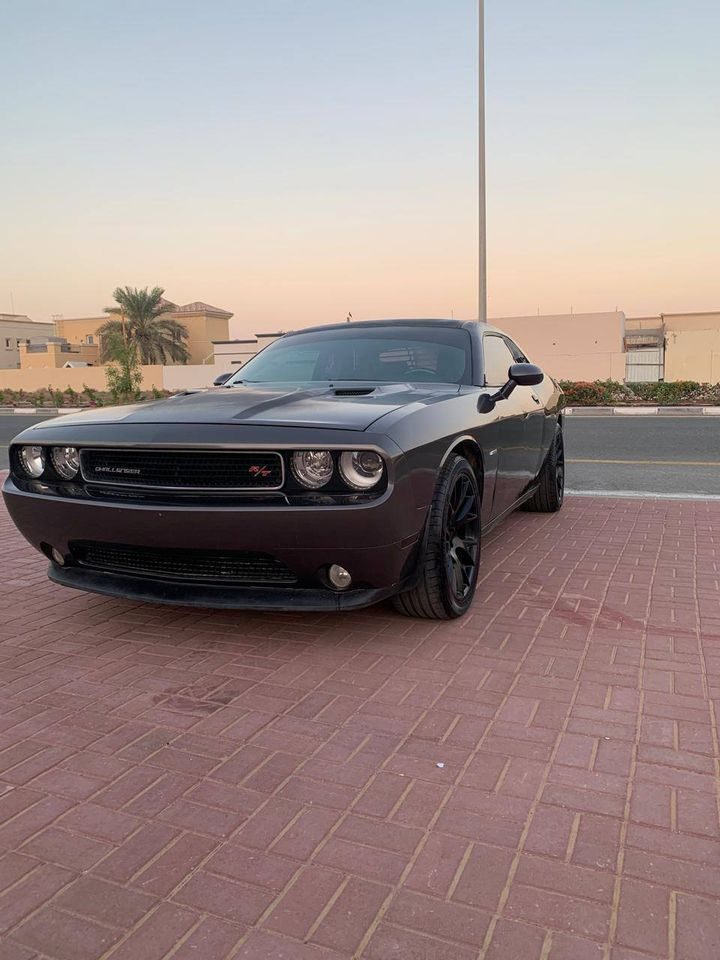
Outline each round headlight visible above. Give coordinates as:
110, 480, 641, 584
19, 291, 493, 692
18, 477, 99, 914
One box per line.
291, 450, 334, 489
51, 446, 80, 480
18, 445, 45, 478
339, 451, 384, 490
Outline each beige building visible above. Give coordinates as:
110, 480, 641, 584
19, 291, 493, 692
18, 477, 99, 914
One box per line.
4, 306, 720, 392
658, 311, 720, 383
55, 300, 232, 365
489, 312, 627, 382
0, 315, 55, 368
20, 339, 100, 369
212, 332, 284, 372
213, 311, 720, 385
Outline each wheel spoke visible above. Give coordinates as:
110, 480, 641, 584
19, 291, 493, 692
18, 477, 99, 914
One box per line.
454, 493, 475, 525
443, 470, 481, 603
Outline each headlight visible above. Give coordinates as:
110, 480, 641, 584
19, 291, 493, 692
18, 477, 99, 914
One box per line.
18, 445, 45, 478
51, 446, 80, 480
339, 450, 384, 490
291, 450, 334, 489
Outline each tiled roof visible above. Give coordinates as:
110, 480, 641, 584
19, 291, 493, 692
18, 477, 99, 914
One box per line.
174, 301, 232, 316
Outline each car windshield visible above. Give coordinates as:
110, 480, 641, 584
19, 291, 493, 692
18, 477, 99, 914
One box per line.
230, 326, 472, 385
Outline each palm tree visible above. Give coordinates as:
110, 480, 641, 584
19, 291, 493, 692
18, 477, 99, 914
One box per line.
99, 286, 190, 364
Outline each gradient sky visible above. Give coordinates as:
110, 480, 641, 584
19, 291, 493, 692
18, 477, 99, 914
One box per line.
2, 0, 719, 338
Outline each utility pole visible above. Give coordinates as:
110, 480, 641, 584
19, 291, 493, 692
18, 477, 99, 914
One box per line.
478, 0, 487, 323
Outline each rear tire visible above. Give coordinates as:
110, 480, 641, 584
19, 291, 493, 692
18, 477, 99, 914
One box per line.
522, 427, 564, 512
393, 455, 481, 619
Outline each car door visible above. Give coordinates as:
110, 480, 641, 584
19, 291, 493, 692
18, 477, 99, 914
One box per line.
503, 334, 546, 481
482, 334, 544, 517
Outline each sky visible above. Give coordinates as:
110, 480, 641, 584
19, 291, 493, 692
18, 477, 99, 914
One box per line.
1, 0, 719, 338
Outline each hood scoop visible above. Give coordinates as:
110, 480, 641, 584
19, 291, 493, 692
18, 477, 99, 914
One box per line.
333, 387, 376, 397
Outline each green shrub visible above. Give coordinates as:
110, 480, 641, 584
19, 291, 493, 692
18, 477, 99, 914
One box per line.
560, 380, 720, 406
558, 380, 633, 406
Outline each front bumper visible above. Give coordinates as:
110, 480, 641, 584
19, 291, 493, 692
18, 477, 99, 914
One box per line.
2, 475, 426, 611
47, 563, 398, 611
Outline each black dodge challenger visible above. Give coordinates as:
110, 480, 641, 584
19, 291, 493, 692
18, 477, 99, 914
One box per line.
2, 320, 564, 619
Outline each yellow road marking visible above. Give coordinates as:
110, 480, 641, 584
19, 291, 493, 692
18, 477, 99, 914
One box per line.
568, 458, 720, 467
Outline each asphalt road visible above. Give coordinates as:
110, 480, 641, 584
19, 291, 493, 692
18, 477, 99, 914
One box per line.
0, 415, 54, 470
564, 416, 720, 497
1, 413, 719, 498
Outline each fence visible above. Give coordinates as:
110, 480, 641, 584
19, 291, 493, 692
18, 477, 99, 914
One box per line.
625, 347, 664, 383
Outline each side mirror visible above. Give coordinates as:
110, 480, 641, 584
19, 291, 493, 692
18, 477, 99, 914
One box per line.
213, 372, 233, 386
477, 362, 544, 413
508, 362, 543, 386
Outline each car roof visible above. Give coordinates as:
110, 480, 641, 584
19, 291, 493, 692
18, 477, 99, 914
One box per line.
284, 318, 495, 337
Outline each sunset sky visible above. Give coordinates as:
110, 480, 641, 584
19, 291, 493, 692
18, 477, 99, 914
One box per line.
2, 0, 719, 338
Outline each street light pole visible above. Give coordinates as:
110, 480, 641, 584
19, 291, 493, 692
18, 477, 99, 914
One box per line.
478, 0, 487, 323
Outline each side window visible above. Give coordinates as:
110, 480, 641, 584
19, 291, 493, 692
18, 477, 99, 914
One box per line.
483, 335, 516, 387
503, 337, 528, 362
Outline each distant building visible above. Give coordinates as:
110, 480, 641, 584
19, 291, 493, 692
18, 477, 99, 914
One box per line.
212, 332, 284, 371
55, 299, 233, 365
0, 315, 55, 369
484, 312, 627, 382
212, 312, 720, 385
627, 311, 720, 384
20, 337, 100, 369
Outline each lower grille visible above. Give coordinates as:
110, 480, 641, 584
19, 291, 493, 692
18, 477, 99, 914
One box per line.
71, 542, 297, 585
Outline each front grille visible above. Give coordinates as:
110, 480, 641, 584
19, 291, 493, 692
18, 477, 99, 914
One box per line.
71, 542, 297, 585
80, 449, 283, 490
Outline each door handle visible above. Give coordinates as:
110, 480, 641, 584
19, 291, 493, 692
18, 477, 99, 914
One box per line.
531, 394, 541, 404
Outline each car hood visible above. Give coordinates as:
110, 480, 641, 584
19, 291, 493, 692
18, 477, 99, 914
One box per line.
30, 383, 461, 432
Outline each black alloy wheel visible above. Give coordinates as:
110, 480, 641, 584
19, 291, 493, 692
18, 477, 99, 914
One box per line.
444, 470, 481, 605
554, 430, 565, 507
393, 454, 481, 619
522, 425, 565, 513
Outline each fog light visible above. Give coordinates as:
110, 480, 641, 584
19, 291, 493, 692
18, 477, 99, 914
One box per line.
327, 564, 352, 590
51, 548, 65, 566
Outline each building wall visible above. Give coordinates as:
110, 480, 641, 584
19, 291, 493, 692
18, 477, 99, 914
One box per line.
213, 340, 261, 370
54, 317, 105, 346
626, 311, 720, 383
664, 328, 720, 383
55, 311, 231, 365
20, 342, 100, 369
491, 312, 627, 381
179, 313, 231, 364
162, 363, 237, 391
663, 311, 720, 333
0, 365, 164, 393
0, 317, 55, 368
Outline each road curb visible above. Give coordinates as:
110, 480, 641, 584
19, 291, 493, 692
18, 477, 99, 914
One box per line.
0, 407, 83, 416
565, 406, 720, 416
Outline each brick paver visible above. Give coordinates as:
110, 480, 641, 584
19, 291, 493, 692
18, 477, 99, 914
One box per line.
1, 487, 720, 959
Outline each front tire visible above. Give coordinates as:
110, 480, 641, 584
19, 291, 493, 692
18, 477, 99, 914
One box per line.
393, 454, 481, 619
523, 426, 564, 512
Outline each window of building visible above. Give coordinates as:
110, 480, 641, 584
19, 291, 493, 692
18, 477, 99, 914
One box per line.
483, 335, 516, 387
4, 339, 10, 349
86, 335, 94, 345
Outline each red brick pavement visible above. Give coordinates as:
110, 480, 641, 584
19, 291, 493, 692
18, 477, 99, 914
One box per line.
1, 488, 720, 959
